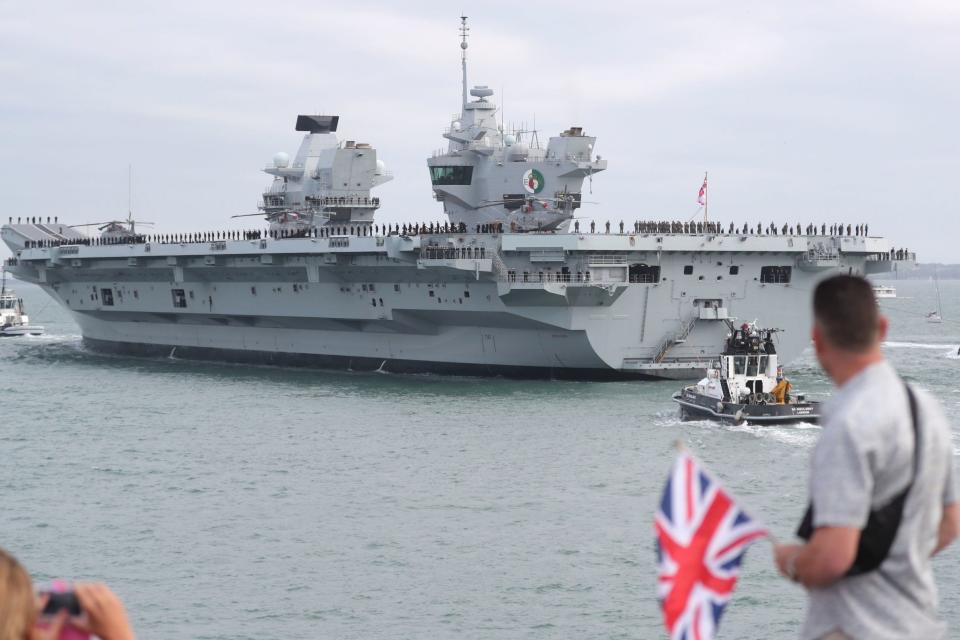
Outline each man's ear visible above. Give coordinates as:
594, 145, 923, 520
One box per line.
877, 315, 889, 343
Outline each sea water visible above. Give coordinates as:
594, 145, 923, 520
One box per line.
2, 279, 958, 639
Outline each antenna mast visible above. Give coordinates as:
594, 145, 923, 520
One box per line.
128, 163, 136, 234
128, 164, 133, 219
459, 16, 469, 106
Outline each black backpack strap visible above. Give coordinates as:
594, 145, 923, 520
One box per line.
797, 380, 921, 547
904, 382, 921, 486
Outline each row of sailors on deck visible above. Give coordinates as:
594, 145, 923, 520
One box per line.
11, 215, 875, 239
890, 248, 912, 260
572, 220, 872, 237
8, 216, 59, 224
19, 221, 509, 249
421, 245, 487, 260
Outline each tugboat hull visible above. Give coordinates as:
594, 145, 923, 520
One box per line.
0, 325, 44, 337
673, 388, 819, 425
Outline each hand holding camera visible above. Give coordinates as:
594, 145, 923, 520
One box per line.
35, 582, 135, 640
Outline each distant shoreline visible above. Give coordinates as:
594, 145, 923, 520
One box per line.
871, 263, 960, 280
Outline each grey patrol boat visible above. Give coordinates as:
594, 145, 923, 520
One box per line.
1, 18, 913, 379
673, 322, 819, 424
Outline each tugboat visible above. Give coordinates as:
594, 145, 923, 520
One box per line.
0, 270, 44, 337
672, 322, 819, 424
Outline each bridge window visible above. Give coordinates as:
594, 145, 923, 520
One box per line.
171, 289, 187, 308
429, 166, 473, 186
760, 266, 792, 284
733, 356, 746, 375
746, 356, 759, 376
101, 288, 114, 306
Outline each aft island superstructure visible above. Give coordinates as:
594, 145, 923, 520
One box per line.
0, 18, 913, 379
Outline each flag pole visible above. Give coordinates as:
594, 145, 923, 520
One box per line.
703, 171, 708, 224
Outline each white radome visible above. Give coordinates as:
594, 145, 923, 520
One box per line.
503, 134, 516, 147
507, 142, 529, 161
272, 152, 290, 168
375, 160, 386, 175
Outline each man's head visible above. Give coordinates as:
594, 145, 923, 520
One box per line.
812, 275, 888, 384
0, 547, 35, 640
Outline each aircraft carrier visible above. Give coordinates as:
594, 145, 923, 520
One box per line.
0, 18, 913, 379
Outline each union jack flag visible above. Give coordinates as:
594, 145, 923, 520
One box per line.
654, 451, 767, 640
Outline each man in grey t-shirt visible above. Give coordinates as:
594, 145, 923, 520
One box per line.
773, 275, 959, 639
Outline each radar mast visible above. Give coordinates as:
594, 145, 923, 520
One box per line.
459, 16, 469, 107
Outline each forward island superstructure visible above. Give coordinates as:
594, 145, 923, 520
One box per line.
0, 18, 913, 379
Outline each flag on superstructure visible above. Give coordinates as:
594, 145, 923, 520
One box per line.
697, 176, 708, 207
654, 449, 767, 640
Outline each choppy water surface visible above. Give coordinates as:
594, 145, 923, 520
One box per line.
2, 279, 959, 639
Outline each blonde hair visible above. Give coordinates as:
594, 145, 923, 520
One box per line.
0, 548, 34, 640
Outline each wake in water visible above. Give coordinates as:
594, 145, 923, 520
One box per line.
653, 409, 821, 448
7, 332, 82, 343
884, 341, 958, 350
884, 341, 960, 360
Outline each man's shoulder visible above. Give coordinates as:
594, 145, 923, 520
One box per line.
910, 385, 952, 440
822, 364, 905, 440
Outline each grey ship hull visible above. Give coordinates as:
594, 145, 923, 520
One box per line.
81, 338, 643, 379
3, 229, 907, 380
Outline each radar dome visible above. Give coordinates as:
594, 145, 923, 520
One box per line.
507, 142, 529, 161
375, 159, 386, 175
470, 85, 494, 99
272, 152, 290, 168
503, 134, 516, 147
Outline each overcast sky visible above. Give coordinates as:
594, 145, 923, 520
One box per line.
2, 0, 958, 261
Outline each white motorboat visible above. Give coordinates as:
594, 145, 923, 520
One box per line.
0, 270, 43, 336
672, 322, 820, 425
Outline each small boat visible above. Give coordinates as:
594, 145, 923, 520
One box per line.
0, 270, 44, 337
672, 322, 819, 425
873, 285, 897, 299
